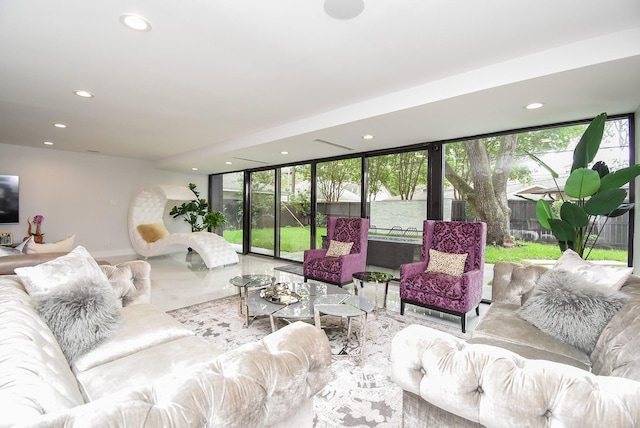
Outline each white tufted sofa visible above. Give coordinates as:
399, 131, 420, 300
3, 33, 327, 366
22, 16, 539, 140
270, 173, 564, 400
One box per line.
128, 184, 239, 269
0, 256, 331, 427
391, 262, 640, 427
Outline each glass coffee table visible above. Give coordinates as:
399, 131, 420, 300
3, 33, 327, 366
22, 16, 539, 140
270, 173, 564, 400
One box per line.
245, 282, 350, 332
313, 294, 375, 362
352, 271, 395, 311
229, 274, 275, 327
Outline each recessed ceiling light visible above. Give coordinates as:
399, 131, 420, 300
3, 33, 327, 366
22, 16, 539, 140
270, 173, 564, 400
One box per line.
281, 151, 289, 155
525, 102, 544, 110
43, 141, 54, 146
191, 167, 199, 171
53, 123, 67, 128
225, 161, 233, 165
362, 134, 375, 140
324, 0, 365, 19
74, 90, 94, 98
120, 14, 152, 32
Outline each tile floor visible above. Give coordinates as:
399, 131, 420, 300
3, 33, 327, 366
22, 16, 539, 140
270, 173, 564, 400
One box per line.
104, 251, 489, 332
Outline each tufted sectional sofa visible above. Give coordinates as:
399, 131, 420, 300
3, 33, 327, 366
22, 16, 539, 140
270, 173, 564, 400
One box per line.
0, 253, 331, 427
391, 261, 640, 427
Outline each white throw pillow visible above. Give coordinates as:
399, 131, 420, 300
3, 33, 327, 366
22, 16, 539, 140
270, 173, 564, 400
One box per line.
425, 249, 468, 277
15, 245, 110, 294
26, 235, 76, 254
553, 249, 633, 291
325, 240, 354, 257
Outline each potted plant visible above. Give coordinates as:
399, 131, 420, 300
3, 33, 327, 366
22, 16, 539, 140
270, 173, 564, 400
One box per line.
527, 112, 640, 259
169, 183, 227, 233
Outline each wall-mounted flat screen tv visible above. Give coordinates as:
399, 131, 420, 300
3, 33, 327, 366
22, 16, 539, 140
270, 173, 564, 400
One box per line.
0, 175, 19, 223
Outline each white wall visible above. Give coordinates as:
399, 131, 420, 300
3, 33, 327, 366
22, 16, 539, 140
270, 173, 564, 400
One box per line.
1, 143, 207, 258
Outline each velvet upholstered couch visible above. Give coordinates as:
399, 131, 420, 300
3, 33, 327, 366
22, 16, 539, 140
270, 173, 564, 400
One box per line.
0, 250, 331, 427
391, 257, 640, 427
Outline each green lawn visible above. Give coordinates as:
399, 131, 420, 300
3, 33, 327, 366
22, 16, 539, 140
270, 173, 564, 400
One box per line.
224, 227, 628, 264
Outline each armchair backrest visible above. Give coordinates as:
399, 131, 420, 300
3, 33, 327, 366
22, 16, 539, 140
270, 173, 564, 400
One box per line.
327, 217, 370, 254
422, 220, 487, 272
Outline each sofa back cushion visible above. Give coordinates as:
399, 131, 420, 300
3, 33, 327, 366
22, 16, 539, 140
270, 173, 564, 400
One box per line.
0, 277, 85, 425
590, 274, 640, 380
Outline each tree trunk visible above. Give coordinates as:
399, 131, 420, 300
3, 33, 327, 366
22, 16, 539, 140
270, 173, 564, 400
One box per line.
444, 136, 517, 244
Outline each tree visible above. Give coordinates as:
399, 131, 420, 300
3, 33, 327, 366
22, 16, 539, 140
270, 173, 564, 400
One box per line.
444, 125, 585, 244
316, 159, 360, 202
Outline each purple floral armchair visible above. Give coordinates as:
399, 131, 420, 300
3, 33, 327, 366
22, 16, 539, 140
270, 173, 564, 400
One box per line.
400, 220, 487, 332
303, 217, 369, 286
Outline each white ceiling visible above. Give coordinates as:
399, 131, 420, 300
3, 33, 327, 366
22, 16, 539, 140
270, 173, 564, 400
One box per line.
1, 0, 639, 174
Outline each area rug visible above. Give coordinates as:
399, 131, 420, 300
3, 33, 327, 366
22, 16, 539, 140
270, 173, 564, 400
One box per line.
274, 263, 304, 276
168, 295, 470, 428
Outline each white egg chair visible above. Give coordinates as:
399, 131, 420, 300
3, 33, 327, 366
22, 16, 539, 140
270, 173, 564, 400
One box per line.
128, 184, 239, 269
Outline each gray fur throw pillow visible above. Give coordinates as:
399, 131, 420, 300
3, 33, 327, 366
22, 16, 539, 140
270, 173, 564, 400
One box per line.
517, 269, 629, 354
33, 278, 123, 362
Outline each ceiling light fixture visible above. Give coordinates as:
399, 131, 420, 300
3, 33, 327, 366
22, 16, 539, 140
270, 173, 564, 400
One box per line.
74, 90, 94, 98
191, 167, 198, 171
225, 161, 233, 165
362, 134, 374, 140
525, 102, 544, 110
43, 141, 54, 146
324, 0, 365, 20
120, 14, 152, 32
53, 123, 67, 128
281, 151, 289, 155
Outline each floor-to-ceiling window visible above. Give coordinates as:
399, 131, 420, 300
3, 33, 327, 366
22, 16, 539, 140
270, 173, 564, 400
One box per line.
279, 164, 311, 261
250, 170, 276, 256
220, 172, 244, 252
315, 158, 362, 247
444, 116, 632, 264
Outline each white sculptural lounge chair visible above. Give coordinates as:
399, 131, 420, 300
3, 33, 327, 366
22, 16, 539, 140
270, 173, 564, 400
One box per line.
128, 184, 239, 269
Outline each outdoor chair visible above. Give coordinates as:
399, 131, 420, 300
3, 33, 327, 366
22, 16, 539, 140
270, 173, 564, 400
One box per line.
303, 217, 369, 286
399, 220, 487, 332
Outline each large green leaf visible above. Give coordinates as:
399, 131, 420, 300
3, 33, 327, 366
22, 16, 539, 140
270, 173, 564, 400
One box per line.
559, 202, 589, 227
584, 188, 627, 216
564, 168, 600, 198
599, 164, 640, 192
572, 112, 606, 172
548, 218, 576, 242
535, 199, 553, 230
524, 150, 559, 179
609, 202, 634, 218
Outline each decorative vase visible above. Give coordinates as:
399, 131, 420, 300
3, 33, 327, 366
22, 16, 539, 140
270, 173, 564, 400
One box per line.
34, 223, 43, 243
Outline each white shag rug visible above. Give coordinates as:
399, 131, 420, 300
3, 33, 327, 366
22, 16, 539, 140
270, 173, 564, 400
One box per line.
169, 295, 470, 427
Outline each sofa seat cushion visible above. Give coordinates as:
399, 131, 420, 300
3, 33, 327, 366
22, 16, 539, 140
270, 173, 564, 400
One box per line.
0, 278, 85, 426
73, 303, 194, 372
403, 272, 463, 300
471, 302, 591, 371
75, 336, 222, 401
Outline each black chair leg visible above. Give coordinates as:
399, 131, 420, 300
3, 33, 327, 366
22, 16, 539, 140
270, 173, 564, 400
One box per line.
461, 314, 466, 333
303, 276, 308, 283
475, 306, 480, 316
400, 300, 405, 315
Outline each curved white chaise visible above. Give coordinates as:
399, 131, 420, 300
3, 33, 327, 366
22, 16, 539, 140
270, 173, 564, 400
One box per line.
128, 184, 239, 269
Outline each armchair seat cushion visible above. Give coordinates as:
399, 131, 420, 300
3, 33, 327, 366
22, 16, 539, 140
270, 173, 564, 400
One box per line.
402, 272, 463, 300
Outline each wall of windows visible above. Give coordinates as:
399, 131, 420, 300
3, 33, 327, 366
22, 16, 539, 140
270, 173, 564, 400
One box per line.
212, 114, 635, 266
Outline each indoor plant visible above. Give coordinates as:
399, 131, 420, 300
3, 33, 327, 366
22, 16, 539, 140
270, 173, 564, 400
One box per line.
527, 112, 640, 259
169, 183, 226, 233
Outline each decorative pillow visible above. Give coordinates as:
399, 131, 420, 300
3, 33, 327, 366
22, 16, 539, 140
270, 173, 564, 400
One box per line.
425, 249, 468, 277
26, 235, 76, 254
553, 249, 632, 291
137, 223, 169, 243
14, 236, 32, 253
33, 277, 123, 362
0, 246, 21, 256
517, 269, 629, 354
325, 240, 354, 257
15, 246, 110, 294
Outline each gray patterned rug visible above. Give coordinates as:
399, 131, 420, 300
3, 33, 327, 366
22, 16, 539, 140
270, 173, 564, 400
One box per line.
168, 295, 470, 427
